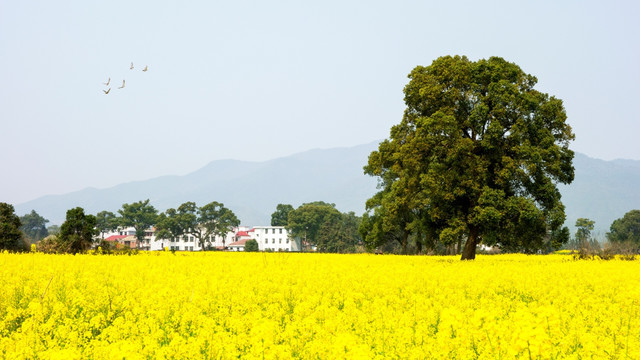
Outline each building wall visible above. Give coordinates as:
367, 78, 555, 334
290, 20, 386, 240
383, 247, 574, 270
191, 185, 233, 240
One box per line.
252, 226, 300, 252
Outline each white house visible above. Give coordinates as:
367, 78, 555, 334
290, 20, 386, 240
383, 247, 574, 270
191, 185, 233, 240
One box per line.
99, 226, 235, 251
98, 225, 302, 252
252, 226, 301, 252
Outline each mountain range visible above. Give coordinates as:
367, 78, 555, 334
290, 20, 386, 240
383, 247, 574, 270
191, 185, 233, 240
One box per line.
14, 141, 640, 237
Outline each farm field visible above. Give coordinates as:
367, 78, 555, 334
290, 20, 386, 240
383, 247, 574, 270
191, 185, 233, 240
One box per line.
1, 252, 639, 359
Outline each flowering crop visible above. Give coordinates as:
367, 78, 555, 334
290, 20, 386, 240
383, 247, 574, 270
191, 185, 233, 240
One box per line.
1, 252, 639, 359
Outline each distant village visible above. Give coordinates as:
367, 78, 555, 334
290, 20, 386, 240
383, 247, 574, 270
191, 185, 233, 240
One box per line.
101, 225, 305, 252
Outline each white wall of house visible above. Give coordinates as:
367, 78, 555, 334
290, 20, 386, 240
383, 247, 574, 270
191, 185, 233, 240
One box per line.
252, 226, 300, 252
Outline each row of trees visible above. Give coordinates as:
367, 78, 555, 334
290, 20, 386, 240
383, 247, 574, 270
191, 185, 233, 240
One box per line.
2, 199, 639, 254
0, 199, 239, 253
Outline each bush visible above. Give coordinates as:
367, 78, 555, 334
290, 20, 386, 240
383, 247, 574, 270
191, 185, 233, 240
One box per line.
245, 239, 259, 252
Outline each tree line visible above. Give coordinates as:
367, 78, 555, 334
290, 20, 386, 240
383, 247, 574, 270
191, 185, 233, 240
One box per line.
0, 200, 365, 254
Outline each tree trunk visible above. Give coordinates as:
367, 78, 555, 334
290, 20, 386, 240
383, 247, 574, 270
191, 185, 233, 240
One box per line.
401, 230, 409, 255
461, 227, 479, 260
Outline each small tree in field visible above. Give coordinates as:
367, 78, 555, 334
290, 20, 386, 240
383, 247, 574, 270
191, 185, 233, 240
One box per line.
59, 207, 98, 253
245, 239, 259, 252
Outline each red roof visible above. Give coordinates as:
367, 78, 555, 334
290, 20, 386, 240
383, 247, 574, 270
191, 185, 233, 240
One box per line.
104, 235, 128, 241
236, 231, 250, 237
229, 239, 249, 246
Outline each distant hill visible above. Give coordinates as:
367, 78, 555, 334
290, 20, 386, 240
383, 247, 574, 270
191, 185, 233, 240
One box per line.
15, 142, 640, 237
15, 142, 381, 227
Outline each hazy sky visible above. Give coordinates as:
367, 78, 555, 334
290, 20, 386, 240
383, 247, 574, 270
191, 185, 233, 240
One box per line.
1, 1, 639, 205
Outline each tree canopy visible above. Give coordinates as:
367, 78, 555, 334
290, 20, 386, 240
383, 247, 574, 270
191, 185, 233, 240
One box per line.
0, 203, 24, 251
271, 204, 294, 226
287, 201, 362, 253
364, 55, 575, 259
95, 210, 118, 239
59, 207, 98, 253
19, 210, 49, 243
156, 201, 240, 250
575, 218, 595, 244
607, 210, 640, 244
118, 199, 158, 245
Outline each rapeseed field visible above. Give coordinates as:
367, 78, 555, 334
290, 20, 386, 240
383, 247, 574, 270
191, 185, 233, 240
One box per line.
1, 251, 638, 359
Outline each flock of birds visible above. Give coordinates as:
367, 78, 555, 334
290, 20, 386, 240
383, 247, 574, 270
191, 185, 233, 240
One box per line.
103, 62, 148, 94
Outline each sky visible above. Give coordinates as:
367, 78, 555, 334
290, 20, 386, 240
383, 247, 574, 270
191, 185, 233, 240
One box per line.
1, 0, 639, 206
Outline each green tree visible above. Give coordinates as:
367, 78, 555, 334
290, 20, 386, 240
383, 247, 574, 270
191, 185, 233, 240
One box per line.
176, 201, 240, 250
59, 207, 98, 253
271, 204, 294, 226
118, 199, 158, 247
287, 201, 342, 251
95, 210, 118, 239
607, 210, 640, 244
365, 55, 575, 260
155, 206, 193, 248
0, 203, 24, 251
575, 218, 595, 244
19, 210, 49, 243
244, 239, 259, 252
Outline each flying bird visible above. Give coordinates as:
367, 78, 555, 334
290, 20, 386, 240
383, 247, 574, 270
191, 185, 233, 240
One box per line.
103, 77, 110, 86
103, 88, 111, 94
130, 62, 134, 70
142, 65, 148, 72
118, 80, 125, 89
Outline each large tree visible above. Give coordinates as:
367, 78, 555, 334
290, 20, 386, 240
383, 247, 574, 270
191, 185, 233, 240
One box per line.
118, 199, 158, 247
365, 56, 574, 260
0, 203, 24, 251
59, 207, 98, 253
19, 210, 49, 242
607, 210, 640, 244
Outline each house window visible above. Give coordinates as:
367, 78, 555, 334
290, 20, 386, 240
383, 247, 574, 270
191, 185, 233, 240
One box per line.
265, 239, 268, 244
279, 228, 282, 234
272, 229, 276, 234
279, 239, 282, 244
190, 246, 194, 251
286, 239, 289, 244
272, 239, 275, 243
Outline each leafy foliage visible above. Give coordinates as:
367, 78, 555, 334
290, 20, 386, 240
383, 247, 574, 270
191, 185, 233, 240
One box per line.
574, 218, 595, 244
0, 203, 24, 251
607, 210, 640, 244
19, 210, 49, 242
271, 204, 294, 226
156, 201, 240, 250
244, 239, 259, 252
118, 199, 158, 245
364, 55, 574, 259
95, 211, 118, 239
288, 202, 362, 253
59, 207, 98, 253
